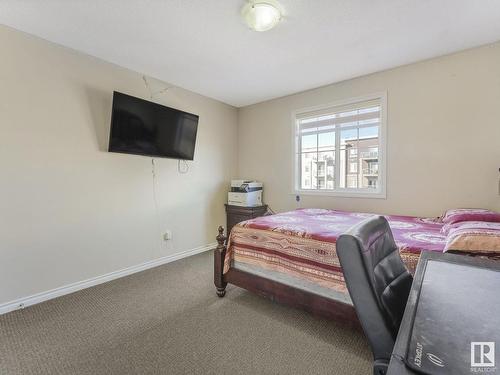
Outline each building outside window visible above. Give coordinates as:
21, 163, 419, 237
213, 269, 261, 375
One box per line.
294, 93, 386, 197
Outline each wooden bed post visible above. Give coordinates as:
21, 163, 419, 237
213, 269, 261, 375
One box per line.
214, 226, 227, 297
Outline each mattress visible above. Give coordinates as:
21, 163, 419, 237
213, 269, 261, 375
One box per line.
224, 208, 446, 297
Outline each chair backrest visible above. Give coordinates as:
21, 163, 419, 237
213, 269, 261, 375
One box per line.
337, 216, 413, 372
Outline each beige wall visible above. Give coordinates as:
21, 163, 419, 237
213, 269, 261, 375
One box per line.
238, 43, 500, 217
0, 26, 238, 305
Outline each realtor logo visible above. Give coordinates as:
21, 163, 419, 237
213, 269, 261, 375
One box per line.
471, 342, 495, 368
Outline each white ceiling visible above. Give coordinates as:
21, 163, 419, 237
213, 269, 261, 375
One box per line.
1, 0, 500, 107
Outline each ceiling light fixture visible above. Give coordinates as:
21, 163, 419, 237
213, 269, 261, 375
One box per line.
242, 1, 282, 32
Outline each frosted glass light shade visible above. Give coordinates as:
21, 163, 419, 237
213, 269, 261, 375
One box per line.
242, 2, 281, 32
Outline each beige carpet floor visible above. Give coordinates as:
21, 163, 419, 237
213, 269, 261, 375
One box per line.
0, 250, 371, 375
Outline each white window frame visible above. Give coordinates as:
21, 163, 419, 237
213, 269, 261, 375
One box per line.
291, 92, 387, 199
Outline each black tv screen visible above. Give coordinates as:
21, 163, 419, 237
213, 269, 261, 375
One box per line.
108, 91, 199, 160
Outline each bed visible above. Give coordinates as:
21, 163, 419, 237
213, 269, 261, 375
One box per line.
214, 208, 448, 328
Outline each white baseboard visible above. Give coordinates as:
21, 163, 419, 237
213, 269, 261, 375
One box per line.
0, 242, 216, 316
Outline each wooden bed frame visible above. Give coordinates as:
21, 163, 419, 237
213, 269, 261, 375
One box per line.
213, 226, 361, 330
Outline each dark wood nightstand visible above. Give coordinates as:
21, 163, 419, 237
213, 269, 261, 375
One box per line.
225, 204, 268, 235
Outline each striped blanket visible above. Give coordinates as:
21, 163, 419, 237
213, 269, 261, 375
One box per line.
224, 209, 446, 294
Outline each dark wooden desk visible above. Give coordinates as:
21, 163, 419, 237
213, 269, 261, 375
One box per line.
388, 251, 500, 374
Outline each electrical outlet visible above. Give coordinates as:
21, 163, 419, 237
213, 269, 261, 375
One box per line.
163, 230, 172, 241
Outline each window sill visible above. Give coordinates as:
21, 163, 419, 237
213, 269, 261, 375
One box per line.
293, 189, 386, 199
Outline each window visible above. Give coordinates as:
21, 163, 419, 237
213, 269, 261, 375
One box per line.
293, 93, 386, 198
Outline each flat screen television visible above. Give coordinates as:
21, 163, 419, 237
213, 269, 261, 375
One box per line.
108, 91, 199, 160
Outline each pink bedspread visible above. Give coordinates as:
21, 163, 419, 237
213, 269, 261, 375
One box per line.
224, 208, 446, 294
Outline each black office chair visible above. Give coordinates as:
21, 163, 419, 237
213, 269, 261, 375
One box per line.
337, 216, 413, 375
